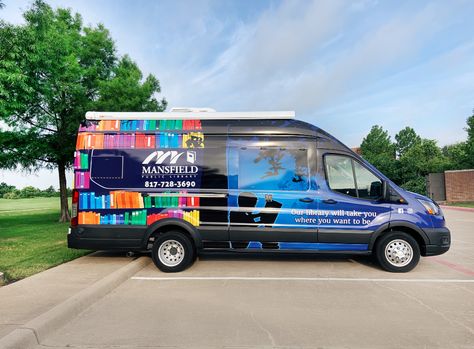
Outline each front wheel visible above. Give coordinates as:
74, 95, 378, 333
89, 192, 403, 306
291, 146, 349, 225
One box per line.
152, 231, 195, 272
375, 232, 420, 272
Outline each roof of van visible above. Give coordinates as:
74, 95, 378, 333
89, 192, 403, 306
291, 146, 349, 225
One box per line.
85, 111, 295, 120
81, 110, 352, 152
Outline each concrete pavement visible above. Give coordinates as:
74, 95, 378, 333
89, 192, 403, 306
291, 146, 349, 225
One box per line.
0, 252, 140, 340
32, 208, 474, 349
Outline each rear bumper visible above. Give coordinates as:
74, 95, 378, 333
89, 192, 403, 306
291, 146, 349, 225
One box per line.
68, 225, 147, 251
422, 227, 451, 256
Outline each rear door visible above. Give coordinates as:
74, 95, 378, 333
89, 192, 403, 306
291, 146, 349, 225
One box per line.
317, 151, 391, 249
228, 136, 318, 244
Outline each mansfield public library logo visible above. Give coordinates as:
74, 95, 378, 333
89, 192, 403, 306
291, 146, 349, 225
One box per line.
141, 150, 198, 176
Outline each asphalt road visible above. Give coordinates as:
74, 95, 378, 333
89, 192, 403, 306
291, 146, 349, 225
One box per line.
39, 208, 474, 349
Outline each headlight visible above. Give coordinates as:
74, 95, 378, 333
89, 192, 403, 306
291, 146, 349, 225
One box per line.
417, 199, 440, 215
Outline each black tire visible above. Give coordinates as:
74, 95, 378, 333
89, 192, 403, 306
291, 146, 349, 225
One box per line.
151, 231, 195, 272
375, 231, 420, 273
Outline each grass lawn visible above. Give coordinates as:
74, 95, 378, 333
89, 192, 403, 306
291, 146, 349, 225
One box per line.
0, 197, 90, 284
445, 201, 474, 208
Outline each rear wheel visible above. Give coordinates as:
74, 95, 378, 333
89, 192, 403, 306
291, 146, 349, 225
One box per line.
152, 231, 195, 272
375, 232, 420, 272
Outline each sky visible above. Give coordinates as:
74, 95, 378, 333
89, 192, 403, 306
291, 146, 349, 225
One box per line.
1, 0, 474, 189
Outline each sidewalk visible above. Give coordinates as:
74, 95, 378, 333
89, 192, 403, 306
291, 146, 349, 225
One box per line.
0, 252, 138, 340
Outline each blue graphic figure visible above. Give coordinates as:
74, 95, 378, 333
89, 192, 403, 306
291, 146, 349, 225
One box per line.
230, 192, 282, 226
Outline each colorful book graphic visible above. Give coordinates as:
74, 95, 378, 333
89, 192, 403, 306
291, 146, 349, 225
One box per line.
79, 122, 97, 132
79, 210, 147, 225
74, 151, 89, 170
79, 192, 113, 209
76, 133, 105, 149
75, 172, 90, 189
78, 211, 101, 224
182, 132, 204, 148
136, 134, 155, 149
78, 119, 202, 134
98, 120, 120, 131
108, 191, 144, 209
182, 120, 202, 130
146, 210, 199, 226
78, 192, 200, 210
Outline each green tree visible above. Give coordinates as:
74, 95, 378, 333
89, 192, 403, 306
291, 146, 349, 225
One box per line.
0, 1, 166, 221
360, 125, 397, 179
19, 186, 41, 198
399, 139, 450, 194
94, 55, 166, 111
442, 142, 467, 170
0, 182, 16, 198
395, 126, 421, 158
43, 185, 57, 197
465, 111, 474, 168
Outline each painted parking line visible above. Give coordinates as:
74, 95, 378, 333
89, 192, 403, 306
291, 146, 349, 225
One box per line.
131, 276, 474, 283
430, 257, 474, 276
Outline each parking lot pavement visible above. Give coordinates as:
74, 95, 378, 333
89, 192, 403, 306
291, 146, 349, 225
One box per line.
39, 209, 474, 349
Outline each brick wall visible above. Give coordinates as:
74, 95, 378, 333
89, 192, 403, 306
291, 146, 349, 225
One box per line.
445, 169, 474, 202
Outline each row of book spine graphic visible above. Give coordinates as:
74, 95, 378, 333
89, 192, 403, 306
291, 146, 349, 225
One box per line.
75, 172, 90, 189
79, 191, 201, 210
78, 209, 200, 226
78, 210, 147, 225
76, 132, 204, 150
74, 151, 89, 170
79, 119, 202, 132
147, 210, 200, 226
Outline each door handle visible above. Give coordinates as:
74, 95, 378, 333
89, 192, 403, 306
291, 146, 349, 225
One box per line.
299, 197, 314, 203
323, 199, 338, 204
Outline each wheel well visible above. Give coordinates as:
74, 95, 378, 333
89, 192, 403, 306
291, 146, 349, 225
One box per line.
147, 225, 196, 251
375, 226, 426, 250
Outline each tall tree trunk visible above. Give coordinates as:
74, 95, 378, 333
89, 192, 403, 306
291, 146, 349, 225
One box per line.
58, 162, 70, 222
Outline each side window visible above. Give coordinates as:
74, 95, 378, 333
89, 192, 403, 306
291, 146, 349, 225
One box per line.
353, 161, 383, 199
238, 147, 309, 191
325, 155, 382, 200
325, 155, 357, 197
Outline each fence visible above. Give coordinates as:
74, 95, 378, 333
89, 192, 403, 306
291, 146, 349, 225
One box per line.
427, 169, 474, 202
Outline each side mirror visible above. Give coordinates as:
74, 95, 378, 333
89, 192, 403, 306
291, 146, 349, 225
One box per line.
382, 180, 389, 201
383, 181, 406, 204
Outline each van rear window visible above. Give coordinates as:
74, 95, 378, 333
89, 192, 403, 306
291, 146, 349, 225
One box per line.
91, 156, 123, 179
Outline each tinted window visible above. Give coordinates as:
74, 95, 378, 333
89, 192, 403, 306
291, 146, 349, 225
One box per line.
238, 147, 309, 191
325, 155, 382, 200
201, 147, 227, 189
325, 155, 357, 197
91, 156, 123, 179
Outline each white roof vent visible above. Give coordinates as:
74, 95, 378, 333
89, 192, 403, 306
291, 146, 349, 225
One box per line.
170, 107, 216, 113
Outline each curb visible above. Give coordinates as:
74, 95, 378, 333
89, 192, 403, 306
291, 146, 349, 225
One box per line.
440, 205, 474, 212
0, 256, 151, 349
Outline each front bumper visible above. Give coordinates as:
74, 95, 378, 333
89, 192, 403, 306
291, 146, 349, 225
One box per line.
422, 227, 451, 256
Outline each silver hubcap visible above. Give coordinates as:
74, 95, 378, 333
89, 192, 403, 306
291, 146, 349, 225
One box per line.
385, 239, 413, 267
158, 240, 185, 267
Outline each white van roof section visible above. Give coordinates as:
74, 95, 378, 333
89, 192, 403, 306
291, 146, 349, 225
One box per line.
85, 110, 295, 120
